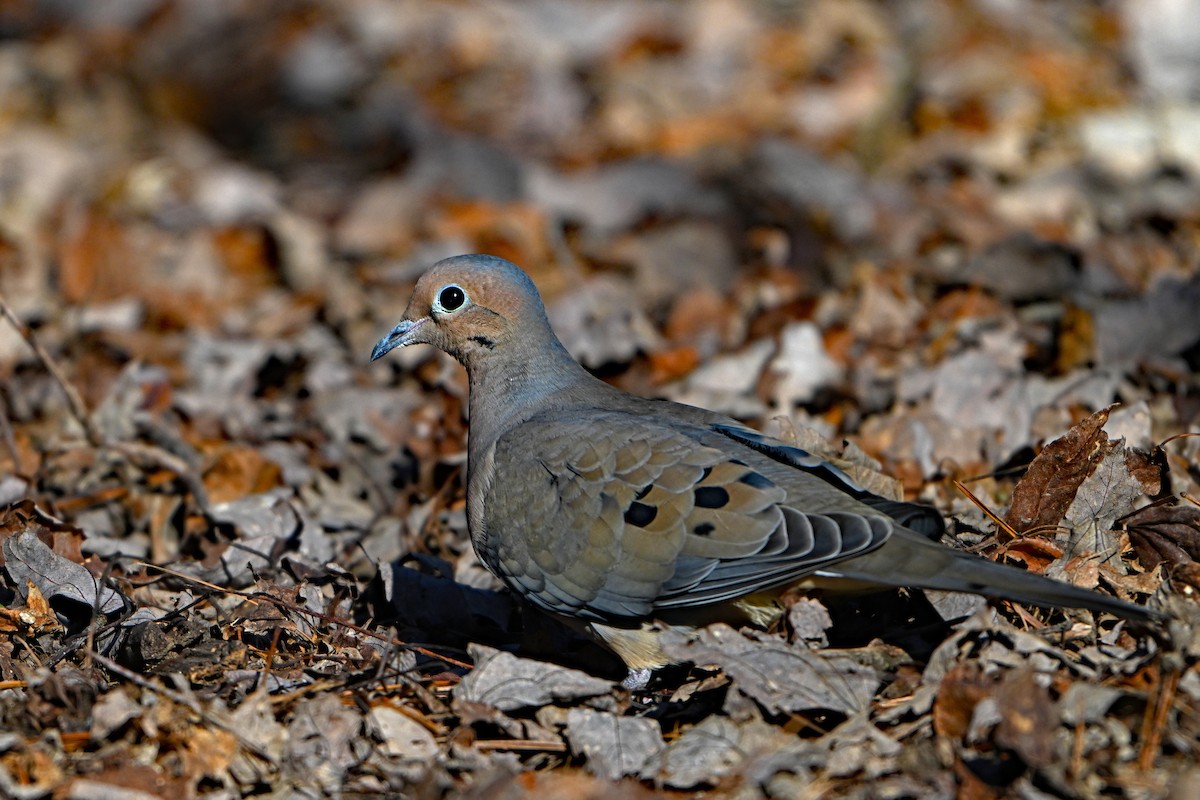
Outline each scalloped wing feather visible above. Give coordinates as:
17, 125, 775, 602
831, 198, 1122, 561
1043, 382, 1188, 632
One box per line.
480, 409, 895, 621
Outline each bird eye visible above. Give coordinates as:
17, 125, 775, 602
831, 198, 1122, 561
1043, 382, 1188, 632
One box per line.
435, 284, 467, 313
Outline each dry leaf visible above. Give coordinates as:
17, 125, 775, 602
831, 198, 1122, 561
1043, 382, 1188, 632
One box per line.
1005, 407, 1113, 534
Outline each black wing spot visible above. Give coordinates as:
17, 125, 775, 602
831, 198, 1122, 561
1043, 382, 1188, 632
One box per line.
693, 522, 715, 537
700, 466, 713, 481
624, 501, 658, 527
635, 484, 653, 500
738, 471, 775, 489
694, 486, 729, 508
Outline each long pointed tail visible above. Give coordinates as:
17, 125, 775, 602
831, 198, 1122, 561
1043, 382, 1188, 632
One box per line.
828, 527, 1165, 622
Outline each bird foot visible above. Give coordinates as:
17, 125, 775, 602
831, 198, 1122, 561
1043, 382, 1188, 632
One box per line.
621, 668, 653, 691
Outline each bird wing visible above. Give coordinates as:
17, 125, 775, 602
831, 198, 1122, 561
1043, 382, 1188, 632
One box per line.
477, 408, 894, 621
709, 421, 945, 538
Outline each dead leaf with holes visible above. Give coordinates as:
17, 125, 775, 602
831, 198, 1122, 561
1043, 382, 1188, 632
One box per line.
1004, 406, 1113, 535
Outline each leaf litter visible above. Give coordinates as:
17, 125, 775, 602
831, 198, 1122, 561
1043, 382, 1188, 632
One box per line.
0, 2, 1197, 798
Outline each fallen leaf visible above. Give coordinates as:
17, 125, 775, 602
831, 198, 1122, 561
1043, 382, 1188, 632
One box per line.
660, 624, 881, 715
564, 708, 663, 781
1124, 501, 1200, 582
0, 581, 63, 635
1004, 407, 1113, 534
453, 645, 614, 713
993, 669, 1058, 768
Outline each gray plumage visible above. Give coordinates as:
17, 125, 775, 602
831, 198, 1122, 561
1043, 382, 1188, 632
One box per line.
372, 254, 1162, 677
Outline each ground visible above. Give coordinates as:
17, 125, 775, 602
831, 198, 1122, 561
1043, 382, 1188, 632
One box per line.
0, 2, 1199, 797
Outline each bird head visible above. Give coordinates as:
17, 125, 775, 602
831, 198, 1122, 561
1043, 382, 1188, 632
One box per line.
370, 254, 552, 365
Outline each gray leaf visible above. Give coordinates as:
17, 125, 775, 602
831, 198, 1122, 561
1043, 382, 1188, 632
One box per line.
564, 708, 663, 780
454, 645, 613, 712
661, 624, 881, 715
4, 530, 124, 614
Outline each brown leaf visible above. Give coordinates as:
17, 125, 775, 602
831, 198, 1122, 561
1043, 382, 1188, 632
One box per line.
1056, 304, 1095, 372
201, 445, 283, 505
1173, 562, 1200, 593
1124, 447, 1166, 497
57, 211, 133, 304
0, 500, 87, 566
994, 669, 1058, 768
933, 661, 995, 741
1004, 406, 1113, 534
0, 581, 64, 635
212, 225, 277, 289
952, 758, 1008, 800
997, 536, 1064, 572
178, 725, 239, 784
647, 345, 700, 384
1124, 501, 1200, 574
61, 764, 186, 799
663, 285, 728, 347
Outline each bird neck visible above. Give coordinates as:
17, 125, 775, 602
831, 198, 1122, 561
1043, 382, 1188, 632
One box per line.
464, 335, 600, 456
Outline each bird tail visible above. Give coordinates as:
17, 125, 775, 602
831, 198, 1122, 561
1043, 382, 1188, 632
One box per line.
826, 527, 1164, 622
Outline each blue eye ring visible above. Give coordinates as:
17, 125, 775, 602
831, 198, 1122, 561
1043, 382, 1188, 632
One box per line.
435, 284, 467, 313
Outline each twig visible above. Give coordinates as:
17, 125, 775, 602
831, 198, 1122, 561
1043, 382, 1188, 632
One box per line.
1138, 666, 1180, 771
0, 392, 22, 475
0, 292, 99, 446
958, 463, 1034, 482
1020, 524, 1072, 538
953, 478, 1021, 540
1158, 432, 1200, 449
1007, 602, 1047, 629
472, 739, 568, 753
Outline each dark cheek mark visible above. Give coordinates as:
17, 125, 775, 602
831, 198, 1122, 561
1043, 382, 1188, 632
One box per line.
470, 335, 496, 350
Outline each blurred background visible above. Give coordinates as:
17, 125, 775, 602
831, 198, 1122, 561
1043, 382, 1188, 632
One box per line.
1, 0, 1200, 567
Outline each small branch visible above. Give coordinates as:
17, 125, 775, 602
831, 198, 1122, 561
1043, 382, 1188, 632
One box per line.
473, 739, 568, 753
1138, 666, 1180, 771
0, 392, 23, 475
0, 292, 100, 446
953, 478, 1021, 540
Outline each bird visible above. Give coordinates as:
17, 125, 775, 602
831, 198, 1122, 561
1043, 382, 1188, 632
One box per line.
371, 254, 1163, 687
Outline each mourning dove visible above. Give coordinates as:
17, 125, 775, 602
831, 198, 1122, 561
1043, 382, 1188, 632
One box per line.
372, 254, 1162, 686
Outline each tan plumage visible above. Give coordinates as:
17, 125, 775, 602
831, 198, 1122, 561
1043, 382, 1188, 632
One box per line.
372, 254, 1163, 685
